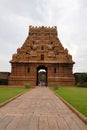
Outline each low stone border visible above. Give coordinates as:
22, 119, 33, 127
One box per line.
50, 88, 87, 124
0, 89, 30, 108
57, 94, 87, 124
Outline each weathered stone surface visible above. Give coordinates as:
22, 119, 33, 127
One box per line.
0, 87, 87, 130
9, 26, 75, 86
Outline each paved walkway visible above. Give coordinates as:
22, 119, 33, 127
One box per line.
0, 87, 87, 130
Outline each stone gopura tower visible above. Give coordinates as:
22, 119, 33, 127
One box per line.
9, 26, 75, 87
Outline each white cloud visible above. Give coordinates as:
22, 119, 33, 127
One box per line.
0, 0, 87, 72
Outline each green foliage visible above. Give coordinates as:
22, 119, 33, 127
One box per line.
77, 83, 81, 87
53, 84, 59, 90
53, 87, 87, 117
50, 83, 54, 88
50, 83, 59, 90
0, 88, 27, 104
77, 82, 87, 88
40, 74, 45, 81
24, 83, 30, 89
74, 73, 87, 85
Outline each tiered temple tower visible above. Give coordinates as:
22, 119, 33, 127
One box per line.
9, 26, 75, 87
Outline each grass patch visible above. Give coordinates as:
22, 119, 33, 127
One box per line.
0, 87, 29, 104
52, 86, 87, 117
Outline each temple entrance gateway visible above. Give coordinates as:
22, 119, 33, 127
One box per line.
9, 26, 75, 87
36, 66, 47, 86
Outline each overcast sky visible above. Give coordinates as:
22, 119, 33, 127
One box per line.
0, 0, 87, 73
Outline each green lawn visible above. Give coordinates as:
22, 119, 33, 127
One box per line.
52, 87, 87, 117
0, 87, 28, 104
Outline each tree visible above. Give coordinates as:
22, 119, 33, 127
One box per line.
74, 73, 87, 84
40, 74, 45, 82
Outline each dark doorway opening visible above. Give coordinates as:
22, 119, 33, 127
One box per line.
36, 65, 47, 86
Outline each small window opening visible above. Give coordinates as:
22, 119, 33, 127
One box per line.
41, 54, 44, 60
54, 67, 56, 73
41, 46, 44, 50
28, 68, 30, 73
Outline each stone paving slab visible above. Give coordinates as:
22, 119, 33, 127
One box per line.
0, 87, 87, 130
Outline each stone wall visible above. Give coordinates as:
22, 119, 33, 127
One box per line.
9, 26, 75, 87
0, 72, 10, 85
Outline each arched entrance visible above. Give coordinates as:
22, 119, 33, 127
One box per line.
36, 65, 47, 86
